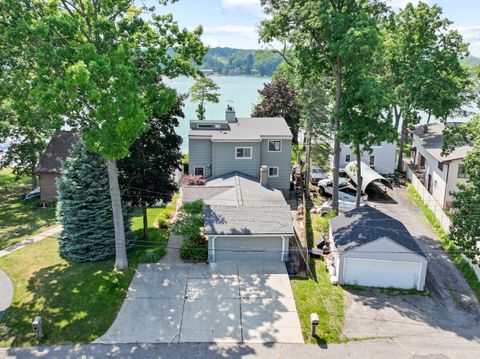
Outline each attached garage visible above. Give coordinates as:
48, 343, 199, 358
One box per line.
330, 205, 427, 291
211, 236, 288, 262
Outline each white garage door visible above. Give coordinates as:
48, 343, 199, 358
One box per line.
214, 236, 285, 262
342, 258, 423, 290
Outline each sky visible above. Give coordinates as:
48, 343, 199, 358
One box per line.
140, 0, 480, 57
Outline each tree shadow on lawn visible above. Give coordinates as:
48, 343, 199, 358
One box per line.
0, 187, 56, 249
1, 261, 135, 346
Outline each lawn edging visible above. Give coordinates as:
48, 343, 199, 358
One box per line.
407, 183, 480, 300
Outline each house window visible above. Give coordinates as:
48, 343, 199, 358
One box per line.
458, 164, 468, 178
194, 167, 204, 177
268, 140, 282, 152
345, 154, 351, 162
371, 143, 383, 148
268, 167, 279, 177
369, 155, 375, 166
437, 161, 443, 172
235, 147, 252, 159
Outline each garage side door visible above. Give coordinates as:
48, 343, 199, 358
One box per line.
342, 258, 422, 290
214, 236, 284, 262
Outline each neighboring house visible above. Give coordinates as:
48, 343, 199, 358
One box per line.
189, 107, 293, 195
410, 123, 471, 209
182, 172, 294, 262
336, 140, 397, 175
329, 205, 427, 291
36, 130, 80, 202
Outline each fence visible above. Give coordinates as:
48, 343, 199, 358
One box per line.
407, 166, 480, 281
407, 166, 451, 233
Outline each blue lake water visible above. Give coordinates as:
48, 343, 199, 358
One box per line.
167, 75, 270, 152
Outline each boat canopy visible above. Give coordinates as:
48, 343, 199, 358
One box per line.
345, 161, 393, 193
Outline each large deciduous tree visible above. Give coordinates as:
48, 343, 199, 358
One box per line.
260, 0, 384, 212
118, 95, 186, 238
252, 78, 302, 144
383, 1, 470, 171
190, 76, 220, 121
1, 0, 206, 270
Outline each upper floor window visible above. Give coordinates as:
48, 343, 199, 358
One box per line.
194, 167, 204, 177
369, 155, 375, 166
345, 154, 351, 162
371, 143, 383, 148
458, 164, 468, 179
268, 140, 282, 152
235, 147, 252, 159
268, 167, 279, 177
437, 161, 443, 172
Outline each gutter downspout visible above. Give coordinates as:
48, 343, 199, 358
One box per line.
443, 162, 450, 209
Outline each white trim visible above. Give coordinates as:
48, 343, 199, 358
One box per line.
268, 140, 282, 152
193, 166, 205, 177
260, 136, 293, 140
235, 146, 253, 159
281, 236, 286, 261
212, 139, 261, 143
268, 166, 279, 177
190, 136, 213, 140
342, 257, 423, 290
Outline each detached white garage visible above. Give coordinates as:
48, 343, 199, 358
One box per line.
330, 206, 427, 291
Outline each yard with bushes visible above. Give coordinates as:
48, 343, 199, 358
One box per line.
0, 169, 57, 250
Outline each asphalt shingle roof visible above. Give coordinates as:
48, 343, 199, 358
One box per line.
36, 131, 80, 174
182, 172, 293, 236
412, 123, 471, 162
189, 117, 293, 140
329, 205, 426, 258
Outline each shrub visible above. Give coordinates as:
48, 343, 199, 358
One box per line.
179, 239, 208, 261
171, 200, 204, 243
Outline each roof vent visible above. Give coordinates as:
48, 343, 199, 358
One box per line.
226, 105, 237, 123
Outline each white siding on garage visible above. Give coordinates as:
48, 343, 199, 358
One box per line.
342, 258, 423, 290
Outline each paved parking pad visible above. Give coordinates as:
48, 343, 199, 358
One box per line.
96, 262, 303, 344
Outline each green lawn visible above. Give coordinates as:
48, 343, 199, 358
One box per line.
0, 195, 178, 347
291, 258, 344, 344
0, 169, 57, 250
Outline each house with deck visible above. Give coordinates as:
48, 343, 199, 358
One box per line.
409, 123, 471, 209
184, 107, 294, 262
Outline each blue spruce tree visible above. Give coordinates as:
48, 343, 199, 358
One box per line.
56, 141, 134, 262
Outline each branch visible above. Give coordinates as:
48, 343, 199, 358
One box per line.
60, 0, 92, 41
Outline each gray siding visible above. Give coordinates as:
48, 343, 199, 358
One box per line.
209, 235, 287, 262
189, 139, 212, 178
212, 142, 260, 178
260, 139, 292, 190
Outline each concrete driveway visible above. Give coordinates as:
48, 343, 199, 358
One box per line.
342, 187, 480, 344
95, 262, 303, 344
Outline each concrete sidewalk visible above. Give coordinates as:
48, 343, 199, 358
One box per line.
0, 225, 62, 258
1, 337, 479, 359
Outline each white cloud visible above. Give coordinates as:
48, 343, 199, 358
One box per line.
220, 0, 263, 18
454, 25, 480, 56
203, 25, 258, 40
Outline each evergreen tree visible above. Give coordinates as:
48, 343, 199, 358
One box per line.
57, 141, 133, 263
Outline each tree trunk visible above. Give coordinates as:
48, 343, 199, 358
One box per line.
397, 119, 408, 172
31, 168, 37, 189
355, 144, 363, 208
106, 158, 128, 271
142, 204, 148, 238
393, 105, 401, 131
426, 110, 432, 125
332, 58, 342, 214
304, 118, 312, 195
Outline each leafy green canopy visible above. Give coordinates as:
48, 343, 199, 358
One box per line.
190, 76, 220, 120
57, 141, 133, 262
2, 0, 206, 160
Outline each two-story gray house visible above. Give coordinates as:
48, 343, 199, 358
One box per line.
188, 107, 293, 194
183, 108, 295, 262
